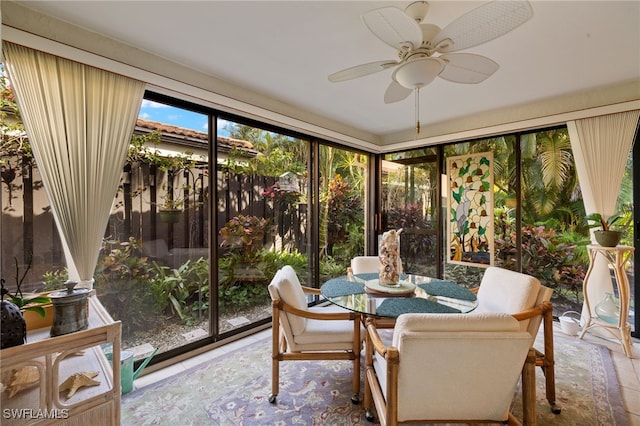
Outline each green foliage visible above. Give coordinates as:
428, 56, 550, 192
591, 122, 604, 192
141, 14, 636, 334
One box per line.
319, 255, 346, 280
585, 212, 632, 232
218, 253, 268, 312
219, 149, 253, 174
260, 249, 308, 281
219, 215, 272, 260
224, 123, 307, 177
149, 258, 209, 325
521, 129, 581, 225
93, 238, 159, 336
217, 249, 309, 313
326, 174, 363, 257
519, 225, 585, 302
0, 255, 51, 317
94, 238, 213, 334
41, 268, 69, 292
218, 279, 267, 313
128, 131, 205, 210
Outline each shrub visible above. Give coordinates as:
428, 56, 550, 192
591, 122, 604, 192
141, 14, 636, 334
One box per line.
519, 225, 585, 301
150, 258, 209, 324
93, 238, 159, 336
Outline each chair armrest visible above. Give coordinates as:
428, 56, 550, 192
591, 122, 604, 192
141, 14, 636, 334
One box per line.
277, 299, 356, 321
365, 321, 389, 357
511, 300, 552, 322
300, 285, 321, 296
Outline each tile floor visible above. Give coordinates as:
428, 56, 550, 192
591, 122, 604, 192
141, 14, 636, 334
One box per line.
133, 323, 640, 424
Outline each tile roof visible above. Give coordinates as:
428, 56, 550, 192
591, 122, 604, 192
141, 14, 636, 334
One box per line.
135, 118, 256, 154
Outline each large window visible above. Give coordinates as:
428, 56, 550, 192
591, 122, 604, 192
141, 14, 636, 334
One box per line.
3, 63, 635, 363
216, 119, 309, 334
318, 145, 368, 280
438, 128, 635, 326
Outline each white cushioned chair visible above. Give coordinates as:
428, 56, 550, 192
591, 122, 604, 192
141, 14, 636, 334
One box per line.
351, 256, 381, 274
363, 312, 535, 426
474, 266, 558, 414
267, 265, 361, 404
351, 256, 403, 275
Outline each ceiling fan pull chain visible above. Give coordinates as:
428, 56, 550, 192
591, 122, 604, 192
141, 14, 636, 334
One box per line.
415, 87, 421, 137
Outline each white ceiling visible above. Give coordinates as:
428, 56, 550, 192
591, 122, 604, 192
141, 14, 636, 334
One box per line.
7, 1, 640, 146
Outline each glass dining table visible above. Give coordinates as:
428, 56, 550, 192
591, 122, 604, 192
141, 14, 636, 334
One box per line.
320, 273, 478, 318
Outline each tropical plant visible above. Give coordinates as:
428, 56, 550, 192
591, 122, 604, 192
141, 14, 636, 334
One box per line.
93, 238, 159, 336
519, 225, 585, 302
585, 212, 632, 232
326, 174, 363, 257
219, 215, 271, 259
521, 129, 581, 227
41, 268, 69, 291
150, 258, 209, 324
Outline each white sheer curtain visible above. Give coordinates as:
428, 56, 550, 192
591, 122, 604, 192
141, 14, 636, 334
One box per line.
3, 42, 145, 289
567, 110, 640, 322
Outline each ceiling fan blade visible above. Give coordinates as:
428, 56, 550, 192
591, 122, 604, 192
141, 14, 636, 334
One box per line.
384, 80, 413, 104
362, 6, 423, 51
432, 0, 533, 53
328, 60, 399, 83
439, 53, 499, 84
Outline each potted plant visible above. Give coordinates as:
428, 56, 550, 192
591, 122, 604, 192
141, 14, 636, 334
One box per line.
1, 259, 53, 348
585, 212, 632, 247
158, 187, 184, 223
127, 134, 201, 224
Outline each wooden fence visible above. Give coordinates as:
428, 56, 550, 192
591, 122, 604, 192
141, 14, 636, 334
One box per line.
1, 159, 307, 286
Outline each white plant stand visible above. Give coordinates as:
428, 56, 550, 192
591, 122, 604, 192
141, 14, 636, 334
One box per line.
579, 244, 635, 357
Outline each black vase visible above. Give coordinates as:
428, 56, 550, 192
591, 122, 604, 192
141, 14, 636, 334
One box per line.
1, 300, 26, 349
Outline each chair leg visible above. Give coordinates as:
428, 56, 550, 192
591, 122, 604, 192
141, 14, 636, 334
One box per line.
351, 315, 361, 404
507, 412, 524, 426
269, 312, 280, 404
522, 348, 537, 426
542, 307, 560, 414
269, 355, 279, 403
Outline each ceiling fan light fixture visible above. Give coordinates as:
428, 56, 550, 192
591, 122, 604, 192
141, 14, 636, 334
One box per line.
392, 57, 444, 89
405, 1, 430, 23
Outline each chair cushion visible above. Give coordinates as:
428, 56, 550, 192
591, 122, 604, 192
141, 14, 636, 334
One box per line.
351, 255, 403, 275
294, 305, 355, 350
392, 312, 521, 346
476, 267, 541, 332
351, 256, 380, 274
526, 284, 553, 343
272, 266, 308, 335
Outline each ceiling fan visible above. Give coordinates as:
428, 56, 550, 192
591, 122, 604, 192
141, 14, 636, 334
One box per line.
328, 0, 533, 134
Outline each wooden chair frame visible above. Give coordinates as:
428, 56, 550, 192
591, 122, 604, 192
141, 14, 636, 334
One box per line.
269, 285, 361, 404
512, 299, 558, 414
471, 286, 558, 414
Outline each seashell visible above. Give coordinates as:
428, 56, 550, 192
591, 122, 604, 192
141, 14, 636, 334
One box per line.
6, 366, 40, 398
59, 371, 100, 399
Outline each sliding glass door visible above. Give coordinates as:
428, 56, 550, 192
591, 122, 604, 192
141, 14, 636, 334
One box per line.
381, 148, 440, 277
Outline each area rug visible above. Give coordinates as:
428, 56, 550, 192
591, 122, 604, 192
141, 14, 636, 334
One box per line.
121, 332, 628, 426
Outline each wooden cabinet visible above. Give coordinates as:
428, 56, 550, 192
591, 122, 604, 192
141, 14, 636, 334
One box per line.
579, 244, 635, 357
1, 297, 121, 425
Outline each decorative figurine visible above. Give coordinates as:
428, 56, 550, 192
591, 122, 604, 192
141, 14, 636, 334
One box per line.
378, 229, 401, 287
